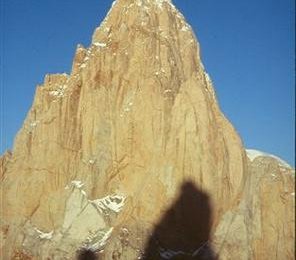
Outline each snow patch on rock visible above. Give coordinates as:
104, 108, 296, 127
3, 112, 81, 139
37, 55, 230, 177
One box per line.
181, 25, 189, 32
34, 228, 53, 240
84, 227, 114, 251
71, 180, 85, 189
91, 195, 126, 214
30, 121, 39, 127
49, 85, 67, 98
93, 42, 107, 48
88, 159, 96, 165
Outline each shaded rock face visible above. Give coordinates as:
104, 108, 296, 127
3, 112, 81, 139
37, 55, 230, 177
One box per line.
143, 181, 216, 260
0, 0, 294, 259
77, 248, 98, 260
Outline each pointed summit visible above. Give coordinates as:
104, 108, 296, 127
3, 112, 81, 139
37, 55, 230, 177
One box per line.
92, 0, 194, 50
85, 0, 208, 101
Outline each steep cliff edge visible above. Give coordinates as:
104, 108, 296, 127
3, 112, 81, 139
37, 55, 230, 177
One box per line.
0, 0, 294, 259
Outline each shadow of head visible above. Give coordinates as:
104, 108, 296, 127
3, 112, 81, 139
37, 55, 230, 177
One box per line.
77, 249, 98, 260
143, 181, 217, 259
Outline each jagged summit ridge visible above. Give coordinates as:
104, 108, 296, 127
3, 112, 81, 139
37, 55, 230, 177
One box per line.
92, 0, 190, 42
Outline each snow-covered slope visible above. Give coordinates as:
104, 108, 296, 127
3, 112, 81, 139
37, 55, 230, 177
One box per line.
246, 149, 291, 168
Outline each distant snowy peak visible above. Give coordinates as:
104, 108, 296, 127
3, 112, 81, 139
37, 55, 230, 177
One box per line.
246, 149, 291, 168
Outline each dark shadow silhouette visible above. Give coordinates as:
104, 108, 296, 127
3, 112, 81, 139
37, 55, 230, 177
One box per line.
143, 181, 217, 260
77, 248, 98, 260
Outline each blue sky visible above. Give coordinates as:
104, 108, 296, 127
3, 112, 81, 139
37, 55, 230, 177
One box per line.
1, 0, 295, 166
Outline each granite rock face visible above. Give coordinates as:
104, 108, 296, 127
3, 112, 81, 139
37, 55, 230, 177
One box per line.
0, 0, 294, 259
213, 153, 294, 260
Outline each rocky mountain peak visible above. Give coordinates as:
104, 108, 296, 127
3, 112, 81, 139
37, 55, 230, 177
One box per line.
91, 0, 196, 54
0, 1, 294, 259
